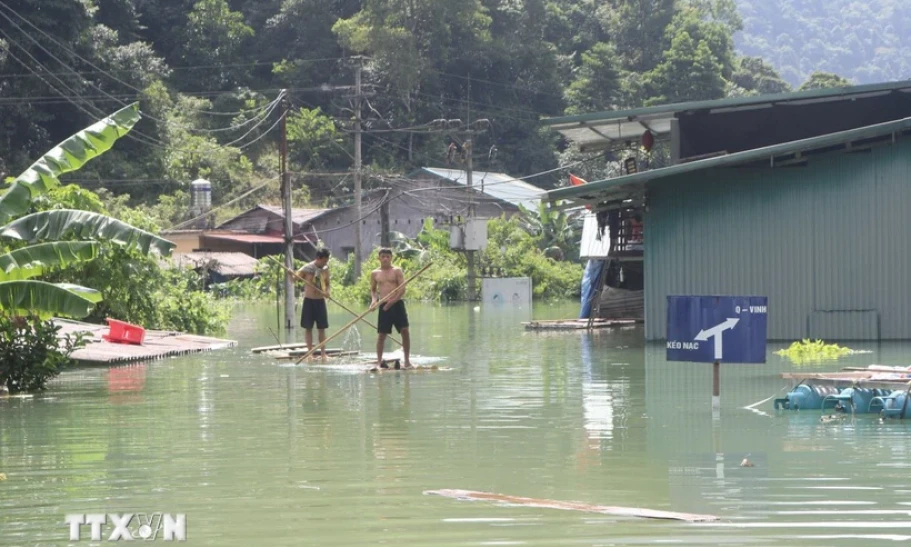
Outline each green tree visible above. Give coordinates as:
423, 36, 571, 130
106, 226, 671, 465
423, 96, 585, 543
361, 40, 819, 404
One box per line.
602, 0, 676, 74
730, 56, 792, 95
518, 201, 582, 262
176, 0, 255, 91
0, 103, 174, 318
644, 32, 726, 105
799, 70, 851, 90
287, 107, 346, 170
565, 42, 622, 114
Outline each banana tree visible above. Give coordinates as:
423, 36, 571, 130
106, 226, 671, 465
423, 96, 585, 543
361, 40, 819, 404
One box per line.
518, 201, 582, 261
0, 103, 175, 318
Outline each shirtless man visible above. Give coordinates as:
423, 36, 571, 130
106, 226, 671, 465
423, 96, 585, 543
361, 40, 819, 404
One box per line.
370, 248, 411, 368
295, 248, 331, 362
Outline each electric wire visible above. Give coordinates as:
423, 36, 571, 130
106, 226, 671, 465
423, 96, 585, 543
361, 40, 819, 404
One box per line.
0, 1, 286, 128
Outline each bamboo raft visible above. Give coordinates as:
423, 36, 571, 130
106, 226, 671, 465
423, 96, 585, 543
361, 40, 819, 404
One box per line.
424, 489, 719, 522
52, 318, 237, 365
251, 343, 356, 355
523, 318, 642, 331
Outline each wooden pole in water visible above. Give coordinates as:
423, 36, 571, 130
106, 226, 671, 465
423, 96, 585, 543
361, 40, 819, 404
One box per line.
267, 256, 402, 347
713, 359, 720, 419
295, 262, 432, 364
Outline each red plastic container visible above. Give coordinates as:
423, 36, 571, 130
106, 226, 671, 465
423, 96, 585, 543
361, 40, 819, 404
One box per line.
103, 318, 146, 345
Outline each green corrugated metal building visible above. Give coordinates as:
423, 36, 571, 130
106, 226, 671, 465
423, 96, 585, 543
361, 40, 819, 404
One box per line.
543, 81, 911, 341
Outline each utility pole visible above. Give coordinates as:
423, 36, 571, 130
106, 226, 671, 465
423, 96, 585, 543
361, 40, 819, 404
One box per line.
280, 90, 295, 331
465, 75, 477, 301
465, 136, 476, 301
353, 61, 363, 278
430, 115, 490, 301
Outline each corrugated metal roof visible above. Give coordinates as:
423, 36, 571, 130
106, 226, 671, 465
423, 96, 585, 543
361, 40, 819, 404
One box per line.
416, 167, 543, 209
172, 252, 260, 276
214, 205, 331, 231
257, 205, 332, 225
546, 116, 911, 207
543, 79, 911, 151
202, 232, 313, 244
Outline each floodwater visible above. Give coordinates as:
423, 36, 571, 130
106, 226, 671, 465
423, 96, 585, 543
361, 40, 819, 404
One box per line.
3, 301, 911, 546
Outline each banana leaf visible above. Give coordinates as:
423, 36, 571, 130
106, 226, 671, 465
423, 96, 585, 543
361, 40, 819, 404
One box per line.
0, 280, 102, 319
1, 210, 175, 257
0, 103, 141, 223
0, 242, 100, 282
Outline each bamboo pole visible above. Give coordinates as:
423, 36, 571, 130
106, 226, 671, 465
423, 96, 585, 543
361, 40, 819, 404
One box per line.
295, 262, 432, 364
268, 256, 402, 346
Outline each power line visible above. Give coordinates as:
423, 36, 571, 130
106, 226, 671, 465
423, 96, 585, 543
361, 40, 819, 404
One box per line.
0, 29, 170, 150
0, 57, 345, 79
0, 1, 286, 133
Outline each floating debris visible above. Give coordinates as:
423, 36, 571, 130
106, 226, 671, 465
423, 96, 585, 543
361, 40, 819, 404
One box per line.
775, 339, 866, 366
425, 489, 719, 522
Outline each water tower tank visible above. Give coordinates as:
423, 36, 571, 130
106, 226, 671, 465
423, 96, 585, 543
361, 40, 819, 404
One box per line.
190, 179, 212, 228
190, 179, 212, 211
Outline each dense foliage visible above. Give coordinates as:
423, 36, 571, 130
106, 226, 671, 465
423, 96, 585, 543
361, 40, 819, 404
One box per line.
0, 0, 876, 226
38, 184, 231, 335
735, 0, 911, 87
0, 313, 84, 393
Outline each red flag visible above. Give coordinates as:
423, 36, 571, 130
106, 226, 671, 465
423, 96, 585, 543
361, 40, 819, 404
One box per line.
569, 173, 587, 186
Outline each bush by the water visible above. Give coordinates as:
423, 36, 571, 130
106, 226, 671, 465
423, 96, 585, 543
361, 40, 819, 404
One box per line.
0, 314, 85, 393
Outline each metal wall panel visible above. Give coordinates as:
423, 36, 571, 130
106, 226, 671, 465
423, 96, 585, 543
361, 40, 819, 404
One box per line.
808, 310, 879, 340
644, 139, 911, 341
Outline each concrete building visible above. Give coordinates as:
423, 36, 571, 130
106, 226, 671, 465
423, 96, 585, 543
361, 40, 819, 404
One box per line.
544, 80, 911, 341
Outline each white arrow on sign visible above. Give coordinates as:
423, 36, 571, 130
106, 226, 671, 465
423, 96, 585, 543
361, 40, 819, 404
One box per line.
694, 318, 740, 360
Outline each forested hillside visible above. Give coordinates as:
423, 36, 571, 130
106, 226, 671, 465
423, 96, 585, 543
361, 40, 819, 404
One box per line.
735, 0, 911, 86
0, 0, 892, 228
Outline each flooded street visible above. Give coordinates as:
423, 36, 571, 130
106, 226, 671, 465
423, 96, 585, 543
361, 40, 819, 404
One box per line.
3, 301, 911, 545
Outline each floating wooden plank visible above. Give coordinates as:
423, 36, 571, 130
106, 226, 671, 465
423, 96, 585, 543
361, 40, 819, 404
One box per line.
272, 350, 360, 361
841, 365, 911, 373
522, 318, 642, 331
251, 342, 311, 353
781, 369, 911, 391
368, 360, 449, 373
424, 489, 719, 522
52, 318, 236, 365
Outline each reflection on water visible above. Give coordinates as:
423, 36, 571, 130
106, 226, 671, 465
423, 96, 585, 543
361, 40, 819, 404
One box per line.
2, 302, 911, 545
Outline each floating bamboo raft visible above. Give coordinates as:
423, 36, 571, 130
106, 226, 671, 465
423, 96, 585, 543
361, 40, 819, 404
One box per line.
523, 318, 642, 331
52, 318, 237, 365
424, 489, 719, 522
251, 343, 358, 357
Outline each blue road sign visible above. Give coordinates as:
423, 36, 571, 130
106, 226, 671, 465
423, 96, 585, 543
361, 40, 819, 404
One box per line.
666, 296, 768, 363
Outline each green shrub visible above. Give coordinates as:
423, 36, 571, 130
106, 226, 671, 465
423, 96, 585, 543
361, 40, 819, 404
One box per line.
0, 314, 85, 393
155, 268, 232, 334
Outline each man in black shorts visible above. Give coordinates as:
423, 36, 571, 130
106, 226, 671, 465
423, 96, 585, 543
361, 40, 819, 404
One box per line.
295, 248, 330, 362
370, 248, 411, 368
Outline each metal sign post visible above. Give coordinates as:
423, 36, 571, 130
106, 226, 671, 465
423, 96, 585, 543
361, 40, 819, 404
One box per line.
666, 295, 768, 416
